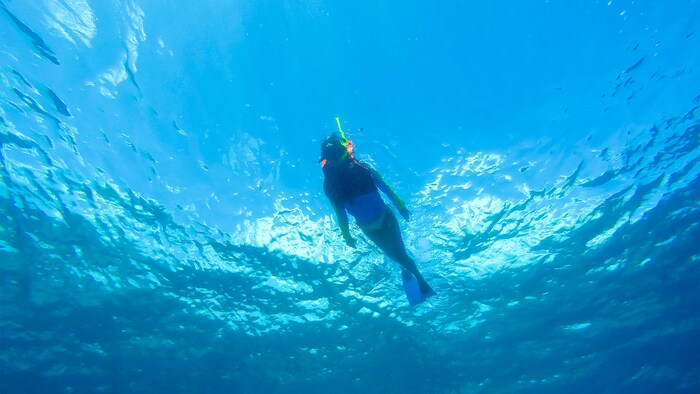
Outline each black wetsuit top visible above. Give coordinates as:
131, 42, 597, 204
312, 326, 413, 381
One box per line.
323, 160, 390, 226
323, 160, 376, 205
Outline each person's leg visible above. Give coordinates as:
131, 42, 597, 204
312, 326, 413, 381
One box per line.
362, 210, 434, 294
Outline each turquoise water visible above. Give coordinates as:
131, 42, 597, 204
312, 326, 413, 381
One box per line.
1, 1, 699, 393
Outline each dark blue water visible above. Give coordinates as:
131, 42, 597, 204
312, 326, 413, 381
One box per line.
1, 1, 699, 393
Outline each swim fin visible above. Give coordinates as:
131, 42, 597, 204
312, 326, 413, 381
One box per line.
402, 270, 429, 306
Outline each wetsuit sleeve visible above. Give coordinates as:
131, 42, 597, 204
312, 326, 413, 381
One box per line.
332, 202, 352, 240
362, 162, 407, 209
324, 178, 354, 240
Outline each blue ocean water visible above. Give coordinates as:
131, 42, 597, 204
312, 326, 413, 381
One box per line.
1, 0, 699, 392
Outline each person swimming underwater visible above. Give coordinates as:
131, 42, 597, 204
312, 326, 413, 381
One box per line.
320, 133, 436, 298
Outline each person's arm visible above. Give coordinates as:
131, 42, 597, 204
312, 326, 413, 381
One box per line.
364, 162, 411, 221
332, 202, 357, 247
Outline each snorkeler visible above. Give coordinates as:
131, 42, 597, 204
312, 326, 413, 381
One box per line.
320, 131, 436, 300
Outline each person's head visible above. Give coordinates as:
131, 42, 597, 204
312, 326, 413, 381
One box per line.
320, 134, 353, 167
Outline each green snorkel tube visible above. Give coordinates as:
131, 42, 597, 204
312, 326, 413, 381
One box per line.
335, 117, 346, 139
335, 117, 354, 157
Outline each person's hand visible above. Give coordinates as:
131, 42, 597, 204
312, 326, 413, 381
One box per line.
397, 205, 411, 221
344, 236, 357, 248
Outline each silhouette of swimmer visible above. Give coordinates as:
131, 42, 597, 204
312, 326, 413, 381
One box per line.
319, 133, 436, 299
